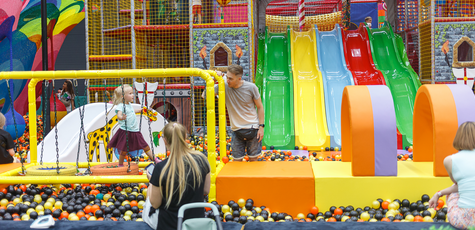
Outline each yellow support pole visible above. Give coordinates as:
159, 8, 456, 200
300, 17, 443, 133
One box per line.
206, 70, 227, 160
28, 79, 42, 163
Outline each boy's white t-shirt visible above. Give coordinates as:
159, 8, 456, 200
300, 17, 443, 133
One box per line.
193, 0, 201, 6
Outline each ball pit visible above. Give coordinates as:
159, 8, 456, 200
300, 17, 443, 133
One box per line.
0, 183, 449, 225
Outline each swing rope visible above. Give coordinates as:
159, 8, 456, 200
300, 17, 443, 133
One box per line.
52, 80, 60, 174
120, 79, 131, 173
140, 78, 155, 163
103, 79, 111, 163
73, 79, 91, 174
40, 80, 48, 166
5, 80, 24, 174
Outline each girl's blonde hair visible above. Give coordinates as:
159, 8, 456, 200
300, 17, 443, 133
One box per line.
159, 122, 208, 208
453, 121, 475, 151
112, 84, 133, 105
0, 113, 5, 129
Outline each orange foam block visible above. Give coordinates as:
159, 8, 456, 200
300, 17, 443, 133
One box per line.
216, 162, 315, 216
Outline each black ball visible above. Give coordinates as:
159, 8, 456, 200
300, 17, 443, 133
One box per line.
0, 209, 5, 216
401, 199, 410, 207
350, 216, 358, 221
41, 194, 48, 201
124, 204, 131, 211
232, 210, 240, 218
228, 200, 236, 207
325, 147, 330, 151
417, 204, 425, 212
394, 215, 403, 220
421, 194, 430, 203
246, 199, 254, 205
307, 213, 315, 220
363, 206, 370, 212
131, 206, 139, 213
53, 209, 61, 218
137, 195, 145, 201
118, 206, 126, 214
104, 207, 112, 215
334, 215, 341, 221
330, 147, 334, 151
324, 211, 332, 218
294, 146, 299, 150
409, 203, 418, 211
412, 211, 421, 217
112, 209, 121, 217
231, 203, 239, 211
422, 210, 431, 217
95, 210, 103, 218
29, 211, 38, 220
261, 213, 268, 220
3, 213, 12, 220
114, 201, 121, 208
441, 207, 448, 213
245, 203, 253, 210
349, 210, 358, 217
374, 213, 383, 220
277, 213, 285, 221
437, 211, 446, 220
317, 218, 325, 222
4, 193, 12, 201
329, 206, 336, 214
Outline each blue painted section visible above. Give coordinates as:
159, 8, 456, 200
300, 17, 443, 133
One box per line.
315, 24, 354, 148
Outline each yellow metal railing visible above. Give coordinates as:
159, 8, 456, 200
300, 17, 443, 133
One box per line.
0, 68, 226, 201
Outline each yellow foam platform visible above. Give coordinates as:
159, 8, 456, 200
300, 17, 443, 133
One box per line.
312, 161, 453, 211
216, 162, 315, 216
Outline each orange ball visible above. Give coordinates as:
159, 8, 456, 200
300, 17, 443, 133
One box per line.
408, 146, 413, 153
437, 199, 445, 208
381, 201, 390, 210
334, 208, 343, 216
327, 217, 337, 222
310, 206, 319, 215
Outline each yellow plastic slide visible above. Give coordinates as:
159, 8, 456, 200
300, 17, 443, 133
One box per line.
290, 28, 331, 150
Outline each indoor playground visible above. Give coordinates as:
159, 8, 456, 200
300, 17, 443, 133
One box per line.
1, 0, 475, 229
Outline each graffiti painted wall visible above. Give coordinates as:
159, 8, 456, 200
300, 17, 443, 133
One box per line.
434, 22, 475, 82
192, 27, 250, 84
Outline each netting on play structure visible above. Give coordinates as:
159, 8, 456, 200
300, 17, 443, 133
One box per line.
397, 0, 420, 75
265, 0, 342, 32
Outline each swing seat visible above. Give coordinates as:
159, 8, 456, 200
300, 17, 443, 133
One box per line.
177, 203, 223, 230
26, 164, 77, 176
90, 162, 139, 176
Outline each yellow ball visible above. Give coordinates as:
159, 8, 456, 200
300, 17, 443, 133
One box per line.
268, 217, 275, 222
360, 212, 370, 221
316, 216, 324, 221
125, 210, 134, 217
296, 213, 305, 219
385, 210, 395, 217
122, 201, 130, 206
23, 201, 31, 206
221, 205, 230, 213
372, 200, 380, 209
103, 194, 111, 202
136, 218, 143, 222
255, 216, 264, 222
107, 202, 115, 207
27, 208, 35, 215
428, 208, 436, 218
123, 215, 131, 221
44, 202, 53, 210
405, 214, 414, 222
237, 198, 246, 208
423, 216, 433, 222
21, 214, 30, 221
247, 216, 255, 221
341, 215, 349, 222
0, 199, 8, 207
38, 211, 44, 216
245, 211, 253, 217
47, 198, 55, 204
88, 216, 97, 221
142, 189, 147, 198
138, 201, 145, 209
240, 209, 247, 216
13, 198, 21, 205
54, 201, 63, 210
388, 202, 398, 210
254, 207, 262, 214
68, 213, 77, 220
369, 218, 378, 222
34, 196, 42, 203
35, 205, 45, 213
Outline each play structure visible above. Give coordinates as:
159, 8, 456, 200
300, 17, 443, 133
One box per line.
3, 0, 475, 228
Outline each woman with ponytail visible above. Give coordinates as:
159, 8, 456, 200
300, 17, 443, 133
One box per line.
148, 122, 210, 230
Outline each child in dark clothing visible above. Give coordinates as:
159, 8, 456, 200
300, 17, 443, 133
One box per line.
0, 113, 20, 164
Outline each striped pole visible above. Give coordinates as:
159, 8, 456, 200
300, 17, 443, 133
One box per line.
298, 0, 305, 31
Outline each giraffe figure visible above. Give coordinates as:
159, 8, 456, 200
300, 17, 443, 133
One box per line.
87, 108, 158, 162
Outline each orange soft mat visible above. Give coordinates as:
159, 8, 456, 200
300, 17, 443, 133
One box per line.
0, 163, 28, 189
216, 162, 315, 216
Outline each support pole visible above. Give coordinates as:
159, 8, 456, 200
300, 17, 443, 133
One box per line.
41, 0, 51, 135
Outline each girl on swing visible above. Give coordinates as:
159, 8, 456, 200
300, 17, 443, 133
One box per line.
107, 84, 160, 166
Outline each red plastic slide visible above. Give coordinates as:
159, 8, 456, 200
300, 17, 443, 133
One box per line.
341, 24, 385, 86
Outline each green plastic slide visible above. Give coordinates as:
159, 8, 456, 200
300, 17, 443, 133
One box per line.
367, 22, 421, 146
261, 27, 295, 150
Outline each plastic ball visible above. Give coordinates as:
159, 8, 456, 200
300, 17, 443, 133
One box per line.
4, 108, 26, 139
423, 216, 433, 222
237, 198, 246, 208
360, 212, 370, 221
96, 193, 104, 200
372, 200, 380, 209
